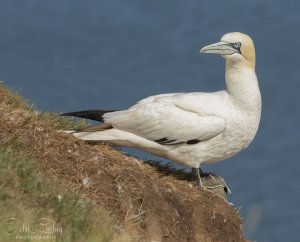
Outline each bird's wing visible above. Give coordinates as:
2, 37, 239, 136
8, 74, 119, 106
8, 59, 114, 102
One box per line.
103, 93, 225, 144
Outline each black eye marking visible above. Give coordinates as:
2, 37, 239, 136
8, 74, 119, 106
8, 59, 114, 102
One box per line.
232, 42, 241, 49
231, 42, 241, 54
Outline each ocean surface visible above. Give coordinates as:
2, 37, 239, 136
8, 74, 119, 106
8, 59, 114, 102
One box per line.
1, 1, 300, 241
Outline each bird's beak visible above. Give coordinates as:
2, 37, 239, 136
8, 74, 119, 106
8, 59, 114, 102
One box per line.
200, 41, 238, 55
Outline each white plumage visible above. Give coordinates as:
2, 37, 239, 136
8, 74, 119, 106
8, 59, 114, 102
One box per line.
64, 32, 261, 187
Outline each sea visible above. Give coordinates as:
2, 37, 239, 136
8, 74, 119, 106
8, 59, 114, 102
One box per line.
1, 1, 300, 241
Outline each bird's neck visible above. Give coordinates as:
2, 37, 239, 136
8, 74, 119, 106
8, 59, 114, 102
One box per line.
225, 60, 261, 109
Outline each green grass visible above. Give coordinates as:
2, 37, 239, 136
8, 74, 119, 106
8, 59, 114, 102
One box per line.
0, 149, 130, 242
0, 83, 87, 131
36, 112, 88, 131
0, 84, 131, 241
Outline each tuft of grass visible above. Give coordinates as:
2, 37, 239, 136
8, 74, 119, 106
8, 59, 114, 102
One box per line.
0, 134, 27, 152
0, 83, 32, 111
0, 83, 87, 131
233, 205, 243, 218
0, 150, 132, 242
36, 112, 88, 131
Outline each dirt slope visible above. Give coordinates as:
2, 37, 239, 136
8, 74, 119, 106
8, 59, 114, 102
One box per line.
0, 85, 246, 242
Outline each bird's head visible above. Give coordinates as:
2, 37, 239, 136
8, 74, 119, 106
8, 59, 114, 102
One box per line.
200, 32, 256, 68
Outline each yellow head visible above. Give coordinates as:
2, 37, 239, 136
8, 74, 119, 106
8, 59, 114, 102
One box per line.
200, 32, 256, 68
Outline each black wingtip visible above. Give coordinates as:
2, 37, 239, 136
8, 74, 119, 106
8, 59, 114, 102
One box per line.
61, 110, 117, 122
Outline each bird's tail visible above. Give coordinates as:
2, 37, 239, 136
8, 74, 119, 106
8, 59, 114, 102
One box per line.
61, 109, 118, 122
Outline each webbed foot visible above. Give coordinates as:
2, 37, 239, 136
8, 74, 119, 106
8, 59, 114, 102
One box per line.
192, 168, 231, 201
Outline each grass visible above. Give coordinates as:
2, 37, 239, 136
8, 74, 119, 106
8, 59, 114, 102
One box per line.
0, 84, 133, 242
0, 83, 87, 131
0, 149, 132, 242
36, 112, 88, 131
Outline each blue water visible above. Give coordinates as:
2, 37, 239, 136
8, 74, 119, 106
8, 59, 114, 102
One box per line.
1, 1, 300, 241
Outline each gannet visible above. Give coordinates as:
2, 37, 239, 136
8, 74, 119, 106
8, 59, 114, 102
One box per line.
63, 32, 261, 188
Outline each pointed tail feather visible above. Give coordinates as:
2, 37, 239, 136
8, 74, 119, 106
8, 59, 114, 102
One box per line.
61, 110, 117, 122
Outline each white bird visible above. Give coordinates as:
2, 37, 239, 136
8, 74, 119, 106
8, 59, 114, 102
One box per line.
63, 32, 261, 188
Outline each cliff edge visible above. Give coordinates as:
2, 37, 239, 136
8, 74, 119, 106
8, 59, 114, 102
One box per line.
0, 84, 246, 242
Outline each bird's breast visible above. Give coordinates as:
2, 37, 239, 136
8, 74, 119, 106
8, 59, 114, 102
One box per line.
195, 108, 261, 165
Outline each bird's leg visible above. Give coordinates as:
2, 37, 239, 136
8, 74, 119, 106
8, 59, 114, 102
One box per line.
192, 168, 203, 188
192, 167, 213, 189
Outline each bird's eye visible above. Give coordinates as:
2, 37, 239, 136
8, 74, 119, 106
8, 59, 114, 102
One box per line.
232, 42, 241, 49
